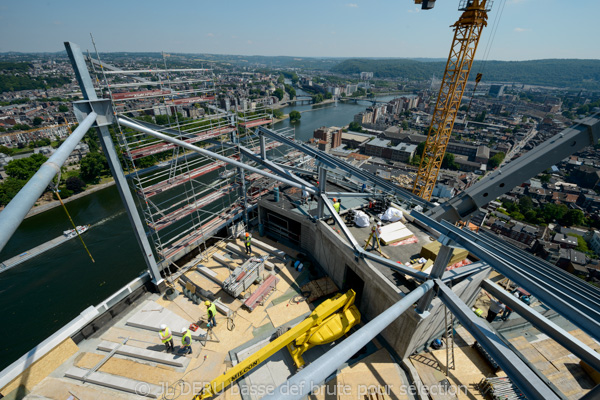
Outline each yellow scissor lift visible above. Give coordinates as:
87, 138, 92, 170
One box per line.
194, 290, 361, 399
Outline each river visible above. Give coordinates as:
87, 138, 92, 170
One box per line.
0, 93, 402, 371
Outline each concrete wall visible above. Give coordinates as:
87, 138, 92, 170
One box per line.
258, 201, 491, 359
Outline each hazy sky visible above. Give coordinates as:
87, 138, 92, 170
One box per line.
0, 0, 598, 61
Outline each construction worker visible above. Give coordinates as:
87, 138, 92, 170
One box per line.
332, 198, 341, 214
205, 300, 217, 327
158, 324, 174, 352
244, 232, 252, 255
180, 327, 193, 355
301, 189, 309, 205
371, 221, 382, 251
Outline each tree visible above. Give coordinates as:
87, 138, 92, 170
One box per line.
324, 92, 333, 100
312, 93, 324, 103
155, 115, 169, 125
518, 196, 533, 214
284, 84, 296, 99
80, 152, 108, 183
401, 120, 409, 130
567, 233, 590, 253
442, 153, 458, 170
272, 109, 284, 119
0, 145, 15, 155
539, 174, 551, 184
33, 116, 43, 126
5, 153, 47, 180
416, 142, 426, 157
291, 73, 299, 85
58, 104, 69, 112
541, 203, 567, 223
0, 177, 26, 206
65, 176, 86, 194
273, 88, 284, 101
277, 75, 285, 84
560, 209, 584, 227
348, 122, 364, 132
474, 111, 486, 122
488, 152, 505, 169
289, 111, 301, 124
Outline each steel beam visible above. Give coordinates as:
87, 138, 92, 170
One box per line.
258, 126, 430, 208
272, 162, 317, 176
65, 42, 164, 288
411, 211, 600, 342
436, 279, 562, 400
259, 132, 267, 160
416, 245, 454, 313
482, 279, 600, 372
324, 192, 376, 198
261, 280, 435, 400
320, 193, 429, 281
317, 167, 327, 219
117, 117, 317, 195
320, 194, 361, 250
428, 113, 600, 222
0, 112, 97, 253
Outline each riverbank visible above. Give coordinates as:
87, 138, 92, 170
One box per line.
23, 180, 116, 219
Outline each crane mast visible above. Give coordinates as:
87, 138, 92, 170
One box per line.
412, 0, 491, 201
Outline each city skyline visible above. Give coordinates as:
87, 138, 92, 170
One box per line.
0, 0, 599, 61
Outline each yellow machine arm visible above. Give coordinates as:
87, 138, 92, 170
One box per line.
194, 290, 360, 400
412, 0, 490, 201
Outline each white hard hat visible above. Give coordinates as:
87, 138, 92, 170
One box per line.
377, 221, 382, 226
181, 327, 188, 333
160, 324, 167, 330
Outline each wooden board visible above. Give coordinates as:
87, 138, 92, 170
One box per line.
0, 338, 79, 395
266, 299, 311, 328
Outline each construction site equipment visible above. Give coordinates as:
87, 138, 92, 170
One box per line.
412, 0, 491, 201
222, 256, 266, 297
194, 290, 361, 400
364, 225, 390, 259
243, 274, 279, 311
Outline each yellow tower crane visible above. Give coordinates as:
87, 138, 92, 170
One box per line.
412, 0, 492, 201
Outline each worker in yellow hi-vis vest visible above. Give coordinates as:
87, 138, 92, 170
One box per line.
245, 232, 252, 255
158, 324, 174, 353
180, 327, 193, 355
205, 300, 217, 327
333, 198, 341, 214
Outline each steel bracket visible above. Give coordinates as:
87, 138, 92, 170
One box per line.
73, 99, 114, 127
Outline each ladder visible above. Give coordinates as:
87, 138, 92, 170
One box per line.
444, 304, 455, 374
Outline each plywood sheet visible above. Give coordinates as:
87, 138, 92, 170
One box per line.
75, 352, 181, 386
0, 338, 78, 395
27, 376, 133, 400
312, 349, 409, 400
184, 349, 227, 385
203, 314, 256, 354
266, 299, 311, 328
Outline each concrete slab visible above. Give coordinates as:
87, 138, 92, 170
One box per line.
213, 252, 237, 270
126, 300, 206, 339
226, 243, 248, 258
252, 239, 288, 261
97, 341, 186, 367
64, 367, 161, 398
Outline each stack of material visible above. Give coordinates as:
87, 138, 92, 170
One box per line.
301, 277, 339, 303
354, 210, 370, 228
420, 241, 469, 265
243, 274, 279, 311
223, 257, 265, 297
378, 221, 415, 245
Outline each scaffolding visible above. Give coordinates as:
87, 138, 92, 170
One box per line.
86, 48, 296, 274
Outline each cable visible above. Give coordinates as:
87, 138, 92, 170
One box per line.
159, 354, 208, 400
